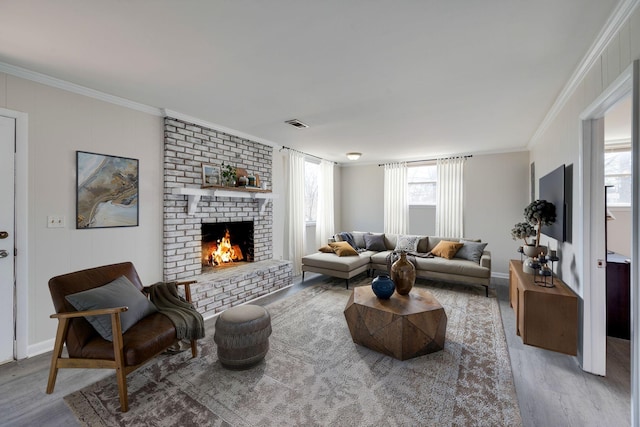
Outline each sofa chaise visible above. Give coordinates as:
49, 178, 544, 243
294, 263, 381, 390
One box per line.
301, 232, 491, 296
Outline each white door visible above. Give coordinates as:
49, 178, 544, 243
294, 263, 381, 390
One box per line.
0, 115, 15, 364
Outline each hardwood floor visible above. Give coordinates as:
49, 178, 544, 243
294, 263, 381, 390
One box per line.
0, 275, 631, 427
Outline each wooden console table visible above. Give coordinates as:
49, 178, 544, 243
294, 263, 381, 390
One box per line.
509, 260, 578, 355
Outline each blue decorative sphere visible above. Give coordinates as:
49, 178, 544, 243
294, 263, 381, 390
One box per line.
372, 275, 395, 299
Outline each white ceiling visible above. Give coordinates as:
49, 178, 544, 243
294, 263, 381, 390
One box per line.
0, 0, 621, 163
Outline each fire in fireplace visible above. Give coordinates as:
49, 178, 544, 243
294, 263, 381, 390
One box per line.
201, 221, 254, 268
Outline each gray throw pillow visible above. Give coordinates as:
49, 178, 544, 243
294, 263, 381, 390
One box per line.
455, 241, 488, 264
395, 235, 420, 252
364, 233, 387, 251
65, 275, 157, 342
352, 231, 369, 250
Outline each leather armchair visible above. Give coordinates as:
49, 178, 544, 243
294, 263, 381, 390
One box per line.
46, 262, 198, 412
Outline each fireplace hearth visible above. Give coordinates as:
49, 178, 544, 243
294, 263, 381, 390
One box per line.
201, 221, 254, 269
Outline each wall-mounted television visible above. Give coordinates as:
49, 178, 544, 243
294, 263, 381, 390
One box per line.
539, 164, 567, 242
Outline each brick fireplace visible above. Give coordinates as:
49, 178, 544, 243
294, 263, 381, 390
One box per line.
201, 220, 254, 268
163, 117, 292, 318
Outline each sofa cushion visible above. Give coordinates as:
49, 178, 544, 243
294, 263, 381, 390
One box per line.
412, 257, 490, 279
430, 241, 464, 259
455, 241, 488, 264
65, 275, 158, 342
318, 245, 334, 253
302, 252, 371, 272
329, 241, 359, 256
80, 312, 177, 366
370, 250, 394, 266
364, 233, 387, 251
395, 235, 420, 252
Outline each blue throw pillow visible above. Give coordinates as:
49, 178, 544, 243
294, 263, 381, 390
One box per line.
65, 275, 157, 342
338, 232, 358, 249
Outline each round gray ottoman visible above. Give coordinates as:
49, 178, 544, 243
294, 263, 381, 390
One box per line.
214, 304, 272, 369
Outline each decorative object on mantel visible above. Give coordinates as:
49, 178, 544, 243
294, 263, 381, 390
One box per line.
390, 251, 416, 295
221, 162, 237, 187
371, 274, 395, 299
202, 163, 221, 187
512, 199, 556, 273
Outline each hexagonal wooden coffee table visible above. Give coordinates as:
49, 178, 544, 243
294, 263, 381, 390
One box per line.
343, 286, 447, 360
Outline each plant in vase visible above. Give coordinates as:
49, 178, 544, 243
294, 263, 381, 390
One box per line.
510, 222, 536, 248
523, 199, 556, 256
221, 162, 236, 187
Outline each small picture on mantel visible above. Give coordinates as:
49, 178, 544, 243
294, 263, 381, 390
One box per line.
202, 164, 221, 187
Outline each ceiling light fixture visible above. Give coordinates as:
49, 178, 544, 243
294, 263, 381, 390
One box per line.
285, 119, 308, 129
346, 152, 362, 161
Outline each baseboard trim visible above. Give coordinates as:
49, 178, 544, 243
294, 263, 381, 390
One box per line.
27, 338, 55, 359
492, 272, 509, 280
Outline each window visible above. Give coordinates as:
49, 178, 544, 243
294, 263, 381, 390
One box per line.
408, 164, 437, 205
605, 146, 631, 206
304, 160, 319, 222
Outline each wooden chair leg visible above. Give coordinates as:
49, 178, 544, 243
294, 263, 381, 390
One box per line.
111, 313, 128, 412
190, 339, 198, 357
46, 317, 69, 394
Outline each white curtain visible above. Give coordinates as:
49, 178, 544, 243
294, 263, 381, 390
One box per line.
315, 160, 335, 248
435, 157, 466, 238
384, 162, 408, 234
285, 150, 306, 275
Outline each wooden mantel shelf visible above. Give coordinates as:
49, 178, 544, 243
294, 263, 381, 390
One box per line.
172, 187, 278, 215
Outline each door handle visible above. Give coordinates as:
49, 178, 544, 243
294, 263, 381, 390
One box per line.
0, 250, 8, 258
0, 231, 7, 239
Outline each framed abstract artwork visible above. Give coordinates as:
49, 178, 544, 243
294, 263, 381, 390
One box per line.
76, 151, 139, 229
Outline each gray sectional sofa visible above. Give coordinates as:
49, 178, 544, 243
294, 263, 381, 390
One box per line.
301, 232, 492, 296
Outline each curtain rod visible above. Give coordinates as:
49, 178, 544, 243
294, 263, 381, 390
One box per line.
280, 146, 337, 164
377, 154, 472, 167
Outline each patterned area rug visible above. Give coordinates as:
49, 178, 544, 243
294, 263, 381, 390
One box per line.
65, 276, 522, 426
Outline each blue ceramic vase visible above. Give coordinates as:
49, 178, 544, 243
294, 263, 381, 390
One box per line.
372, 275, 395, 299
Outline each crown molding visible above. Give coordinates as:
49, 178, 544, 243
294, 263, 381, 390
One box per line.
528, 0, 640, 148
161, 109, 279, 149
0, 61, 163, 116
0, 61, 281, 149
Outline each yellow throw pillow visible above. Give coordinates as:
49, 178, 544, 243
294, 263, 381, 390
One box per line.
318, 245, 334, 253
430, 240, 464, 259
329, 241, 359, 257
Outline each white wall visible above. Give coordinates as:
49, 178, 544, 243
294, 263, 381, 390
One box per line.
529, 6, 640, 296
339, 152, 529, 276
607, 206, 632, 257
1, 74, 164, 354
464, 152, 530, 276
271, 151, 285, 261
340, 164, 384, 232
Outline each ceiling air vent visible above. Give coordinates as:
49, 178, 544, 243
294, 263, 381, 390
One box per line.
285, 119, 308, 129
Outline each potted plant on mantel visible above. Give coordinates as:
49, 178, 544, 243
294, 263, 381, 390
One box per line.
522, 199, 556, 256
221, 162, 236, 187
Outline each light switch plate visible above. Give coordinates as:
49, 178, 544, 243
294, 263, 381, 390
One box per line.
47, 216, 65, 228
